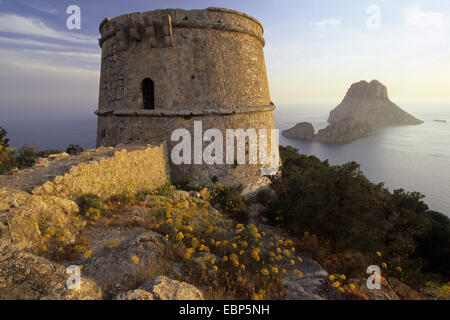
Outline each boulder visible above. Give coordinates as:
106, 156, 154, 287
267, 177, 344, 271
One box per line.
281, 255, 328, 300
0, 242, 102, 300
0, 188, 80, 252
67, 228, 163, 295
115, 289, 154, 300
140, 276, 204, 300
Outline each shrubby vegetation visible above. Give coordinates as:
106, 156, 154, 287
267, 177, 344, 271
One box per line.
261, 146, 450, 287
68, 188, 301, 299
0, 127, 83, 174
0, 127, 15, 174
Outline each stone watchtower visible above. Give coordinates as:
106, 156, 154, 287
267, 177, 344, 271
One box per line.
96, 7, 277, 192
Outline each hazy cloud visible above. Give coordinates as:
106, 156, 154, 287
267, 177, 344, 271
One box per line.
19, 1, 59, 15
403, 5, 447, 28
0, 14, 97, 43
308, 18, 341, 30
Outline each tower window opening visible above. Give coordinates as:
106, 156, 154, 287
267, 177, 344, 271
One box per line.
142, 78, 155, 110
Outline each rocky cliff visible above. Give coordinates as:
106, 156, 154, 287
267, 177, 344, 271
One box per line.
282, 122, 315, 140
328, 80, 423, 128
314, 117, 372, 143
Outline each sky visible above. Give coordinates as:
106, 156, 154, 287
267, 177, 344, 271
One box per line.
0, 0, 449, 135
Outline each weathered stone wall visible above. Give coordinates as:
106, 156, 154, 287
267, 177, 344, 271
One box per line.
0, 144, 169, 201
97, 108, 277, 192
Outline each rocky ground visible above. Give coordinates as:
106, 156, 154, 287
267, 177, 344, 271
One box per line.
0, 180, 334, 300
1, 169, 419, 300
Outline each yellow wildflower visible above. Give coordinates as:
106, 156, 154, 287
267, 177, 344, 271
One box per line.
329, 275, 335, 281
349, 284, 356, 291
396, 266, 402, 272
130, 256, 139, 264
293, 269, 303, 278
230, 254, 239, 267
332, 281, 341, 288
376, 251, 382, 257
84, 250, 92, 259
298, 257, 303, 263
340, 274, 346, 280
185, 248, 195, 260
252, 293, 263, 300
271, 267, 279, 274
338, 287, 345, 293
260, 268, 270, 276
381, 262, 387, 269
176, 232, 184, 241
251, 249, 260, 261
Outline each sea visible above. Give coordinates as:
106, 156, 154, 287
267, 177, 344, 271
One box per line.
3, 102, 449, 216
275, 103, 450, 216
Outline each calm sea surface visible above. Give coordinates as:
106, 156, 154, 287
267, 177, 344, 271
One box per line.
275, 103, 450, 216
4, 103, 449, 216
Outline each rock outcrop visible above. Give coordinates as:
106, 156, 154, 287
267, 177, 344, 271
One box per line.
314, 117, 372, 143
282, 122, 315, 140
328, 80, 423, 128
114, 276, 204, 300
67, 227, 164, 295
0, 188, 81, 252
283, 80, 423, 143
139, 276, 204, 300
282, 118, 372, 143
0, 242, 102, 300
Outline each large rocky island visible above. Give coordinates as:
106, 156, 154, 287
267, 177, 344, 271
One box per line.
283, 80, 424, 143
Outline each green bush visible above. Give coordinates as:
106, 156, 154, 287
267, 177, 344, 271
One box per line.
108, 190, 136, 206
153, 183, 175, 198
66, 144, 83, 155
15, 145, 38, 169
0, 127, 16, 174
256, 189, 273, 206
36, 149, 63, 158
263, 146, 450, 284
210, 185, 249, 223
77, 193, 104, 217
